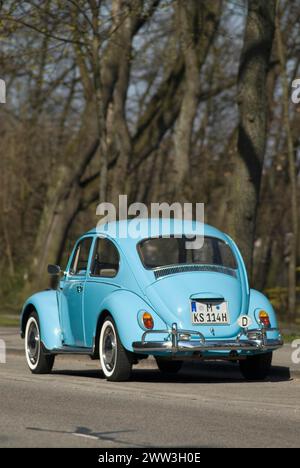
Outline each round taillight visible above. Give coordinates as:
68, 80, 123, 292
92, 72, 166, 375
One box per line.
259, 310, 270, 328
142, 312, 154, 329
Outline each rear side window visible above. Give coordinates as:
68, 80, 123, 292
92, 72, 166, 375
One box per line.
69, 237, 93, 275
91, 238, 119, 277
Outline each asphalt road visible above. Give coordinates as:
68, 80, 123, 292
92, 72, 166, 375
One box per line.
0, 344, 300, 448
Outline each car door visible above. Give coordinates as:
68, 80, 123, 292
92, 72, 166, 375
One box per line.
83, 236, 121, 347
60, 236, 93, 347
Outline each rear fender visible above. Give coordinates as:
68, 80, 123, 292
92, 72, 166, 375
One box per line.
247, 289, 280, 339
99, 290, 167, 352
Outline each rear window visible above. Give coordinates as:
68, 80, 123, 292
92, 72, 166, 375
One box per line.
138, 236, 237, 270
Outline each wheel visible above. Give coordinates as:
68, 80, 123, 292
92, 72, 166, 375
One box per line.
99, 316, 132, 381
156, 357, 183, 374
239, 352, 272, 381
25, 312, 55, 374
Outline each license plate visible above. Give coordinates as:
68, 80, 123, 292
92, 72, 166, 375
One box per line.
191, 301, 229, 325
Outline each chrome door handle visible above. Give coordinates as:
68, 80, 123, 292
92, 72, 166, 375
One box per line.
77, 285, 83, 293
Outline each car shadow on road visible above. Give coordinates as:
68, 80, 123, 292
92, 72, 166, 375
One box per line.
129, 361, 291, 384
52, 361, 291, 384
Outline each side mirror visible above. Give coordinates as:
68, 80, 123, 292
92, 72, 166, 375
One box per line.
47, 264, 61, 275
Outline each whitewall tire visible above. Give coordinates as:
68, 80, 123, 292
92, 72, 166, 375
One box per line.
99, 317, 132, 381
25, 312, 54, 374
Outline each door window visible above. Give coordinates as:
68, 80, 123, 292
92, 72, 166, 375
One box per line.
91, 238, 119, 277
69, 237, 93, 275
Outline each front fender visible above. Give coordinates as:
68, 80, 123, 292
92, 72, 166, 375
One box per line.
99, 290, 167, 352
20, 290, 62, 350
247, 288, 280, 338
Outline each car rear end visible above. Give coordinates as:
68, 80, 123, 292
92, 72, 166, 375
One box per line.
131, 228, 283, 363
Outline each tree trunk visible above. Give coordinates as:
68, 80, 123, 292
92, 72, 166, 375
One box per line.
228, 0, 276, 277
275, 8, 298, 319
173, 0, 221, 197
25, 132, 99, 291
173, 0, 200, 192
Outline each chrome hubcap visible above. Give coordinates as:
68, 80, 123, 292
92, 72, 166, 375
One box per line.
27, 322, 40, 364
102, 326, 116, 371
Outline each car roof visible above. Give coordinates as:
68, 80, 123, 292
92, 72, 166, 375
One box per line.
82, 219, 240, 284
85, 218, 229, 244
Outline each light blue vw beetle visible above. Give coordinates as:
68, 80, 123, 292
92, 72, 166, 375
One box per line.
20, 218, 283, 381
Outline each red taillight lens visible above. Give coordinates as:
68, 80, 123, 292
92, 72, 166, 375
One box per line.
142, 312, 154, 329
259, 310, 270, 328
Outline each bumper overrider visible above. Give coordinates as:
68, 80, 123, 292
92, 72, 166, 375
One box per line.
132, 323, 283, 354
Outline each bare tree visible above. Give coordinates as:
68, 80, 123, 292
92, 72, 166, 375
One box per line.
1, 0, 299, 322
173, 0, 222, 197
275, 4, 298, 318
229, 0, 276, 275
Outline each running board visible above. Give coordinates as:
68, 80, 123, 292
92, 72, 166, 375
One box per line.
50, 346, 93, 355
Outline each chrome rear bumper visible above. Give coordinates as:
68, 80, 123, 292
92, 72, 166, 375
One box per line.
132, 323, 283, 354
